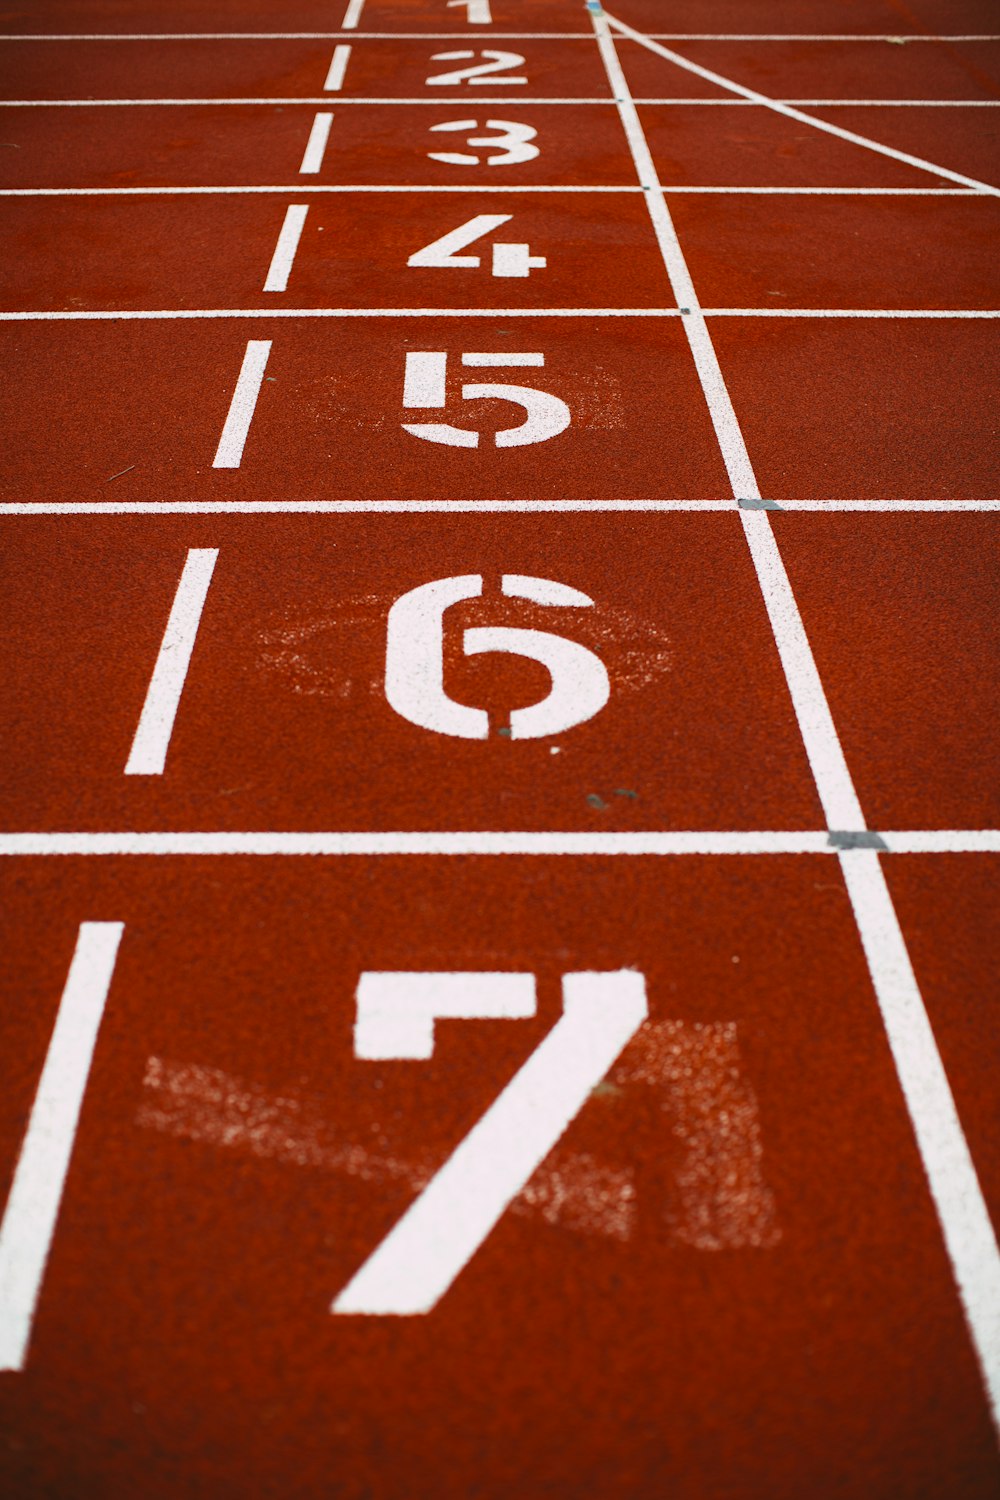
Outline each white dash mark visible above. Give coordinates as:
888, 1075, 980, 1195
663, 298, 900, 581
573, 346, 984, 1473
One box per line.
211, 339, 271, 469
333, 970, 647, 1315
0, 922, 124, 1371
324, 44, 352, 91
263, 204, 309, 292
299, 112, 333, 174
341, 0, 365, 28
124, 548, 218, 776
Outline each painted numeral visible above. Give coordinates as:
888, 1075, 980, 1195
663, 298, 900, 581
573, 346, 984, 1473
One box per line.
427, 118, 540, 167
407, 214, 546, 278
425, 48, 527, 86
401, 350, 570, 448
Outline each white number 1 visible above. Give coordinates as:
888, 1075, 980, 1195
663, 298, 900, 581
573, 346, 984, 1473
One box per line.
333, 969, 648, 1315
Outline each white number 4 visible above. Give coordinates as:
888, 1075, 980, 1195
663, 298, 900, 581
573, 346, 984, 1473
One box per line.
333, 969, 648, 1315
402, 350, 570, 448
408, 214, 546, 279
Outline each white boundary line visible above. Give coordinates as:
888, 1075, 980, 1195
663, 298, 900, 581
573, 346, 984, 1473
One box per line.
593, 1, 1000, 1434
124, 549, 218, 777
341, 0, 365, 29
0, 31, 994, 40
299, 112, 333, 175
604, 11, 1000, 196
0, 309, 994, 321
1, 500, 996, 514
0, 922, 123, 1371
0, 831, 996, 856
263, 205, 309, 291
2, 95, 998, 106
1, 187, 983, 198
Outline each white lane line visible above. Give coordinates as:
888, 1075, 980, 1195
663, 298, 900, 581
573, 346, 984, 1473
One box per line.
840, 851, 1000, 1427
0, 922, 123, 1371
211, 339, 271, 468
0, 96, 621, 104
2, 500, 997, 515
605, 12, 1000, 196
263, 204, 309, 290
594, 2, 1000, 1436
2, 95, 998, 107
0, 308, 995, 320
7, 186, 984, 197
333, 971, 648, 1315
323, 43, 352, 91
0, 832, 997, 857
341, 0, 365, 28
124, 549, 218, 776
299, 111, 333, 174
0, 31, 994, 40
593, 6, 864, 829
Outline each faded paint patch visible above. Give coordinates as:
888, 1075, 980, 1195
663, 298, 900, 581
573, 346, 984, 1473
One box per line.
614, 1021, 781, 1250
136, 1056, 635, 1242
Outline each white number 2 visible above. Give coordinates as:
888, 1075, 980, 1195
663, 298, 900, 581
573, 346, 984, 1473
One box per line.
333, 969, 648, 1314
425, 49, 527, 86
407, 214, 546, 279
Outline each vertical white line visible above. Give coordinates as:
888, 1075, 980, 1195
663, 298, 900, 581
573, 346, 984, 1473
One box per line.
341, 0, 365, 28
590, 2, 1000, 1437
212, 338, 271, 469
324, 44, 352, 92
0, 922, 124, 1371
124, 548, 218, 776
299, 111, 333, 175
263, 204, 309, 292
840, 851, 1000, 1427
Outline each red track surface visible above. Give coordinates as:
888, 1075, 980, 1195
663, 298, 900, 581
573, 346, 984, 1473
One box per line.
0, 1, 998, 1497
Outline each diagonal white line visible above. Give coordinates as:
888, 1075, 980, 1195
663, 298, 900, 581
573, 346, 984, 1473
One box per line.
604, 10, 1000, 196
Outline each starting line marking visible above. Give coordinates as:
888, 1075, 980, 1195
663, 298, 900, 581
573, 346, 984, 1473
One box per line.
1, 500, 997, 514
3, 97, 998, 107
2, 187, 986, 198
0, 922, 124, 1371
0, 33, 994, 42
0, 309, 994, 320
0, 832, 996, 856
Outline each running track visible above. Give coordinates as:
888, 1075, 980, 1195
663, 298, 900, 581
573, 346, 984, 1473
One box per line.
0, 0, 998, 1495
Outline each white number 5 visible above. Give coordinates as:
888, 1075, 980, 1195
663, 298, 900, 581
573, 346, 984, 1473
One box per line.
402, 350, 570, 448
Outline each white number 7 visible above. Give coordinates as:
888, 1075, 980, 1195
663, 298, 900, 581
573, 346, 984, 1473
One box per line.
333, 969, 648, 1315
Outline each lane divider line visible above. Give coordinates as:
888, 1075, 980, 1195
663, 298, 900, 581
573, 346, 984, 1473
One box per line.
0, 831, 996, 856
604, 9, 1000, 197
263, 204, 309, 291
1, 500, 996, 514
341, 0, 365, 28
0, 308, 996, 320
0, 922, 124, 1371
211, 339, 271, 469
124, 548, 218, 776
592, 0, 1000, 1436
0, 186, 983, 197
299, 112, 333, 174
323, 43, 352, 92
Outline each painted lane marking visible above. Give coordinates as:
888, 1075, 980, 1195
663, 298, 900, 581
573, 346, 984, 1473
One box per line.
354, 972, 536, 1059
333, 971, 647, 1314
124, 549, 218, 776
592, 4, 1000, 1437
323, 44, 351, 92
0, 32, 994, 41
211, 339, 271, 469
0, 832, 997, 856
0, 186, 982, 197
0, 309, 996, 320
2, 499, 998, 515
263, 204, 309, 291
0, 923, 123, 1371
604, 11, 1000, 197
299, 112, 333, 174
3, 96, 999, 106
341, 0, 365, 28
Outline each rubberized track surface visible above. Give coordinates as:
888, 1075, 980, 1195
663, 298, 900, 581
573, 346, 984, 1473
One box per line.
0, 2, 998, 1496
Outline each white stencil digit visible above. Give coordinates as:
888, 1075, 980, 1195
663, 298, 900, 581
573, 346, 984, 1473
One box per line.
333, 969, 648, 1314
426, 49, 527, 86
427, 118, 540, 168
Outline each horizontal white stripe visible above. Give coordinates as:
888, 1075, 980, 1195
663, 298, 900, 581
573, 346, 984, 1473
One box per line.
0, 308, 993, 321
0, 500, 995, 515
1, 96, 997, 106
0, 186, 981, 198
0, 832, 995, 857
0, 31, 993, 41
